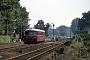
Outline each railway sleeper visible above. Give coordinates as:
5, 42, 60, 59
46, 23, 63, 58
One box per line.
35, 51, 57, 60
34, 46, 67, 60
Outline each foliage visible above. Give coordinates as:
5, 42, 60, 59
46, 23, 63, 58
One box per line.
34, 20, 50, 36
65, 42, 83, 60
48, 25, 73, 37
0, 0, 29, 35
0, 35, 10, 43
34, 20, 45, 30
82, 34, 90, 47
56, 25, 72, 37
73, 34, 90, 59
78, 11, 90, 30
71, 18, 79, 34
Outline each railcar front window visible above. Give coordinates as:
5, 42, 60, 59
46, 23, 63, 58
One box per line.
25, 31, 29, 35
29, 31, 36, 36
25, 31, 37, 36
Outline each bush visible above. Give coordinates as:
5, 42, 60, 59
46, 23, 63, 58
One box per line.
0, 35, 10, 44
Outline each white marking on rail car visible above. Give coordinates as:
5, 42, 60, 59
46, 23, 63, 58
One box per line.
26, 29, 45, 32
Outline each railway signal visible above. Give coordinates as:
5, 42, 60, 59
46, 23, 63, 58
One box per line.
51, 23, 55, 40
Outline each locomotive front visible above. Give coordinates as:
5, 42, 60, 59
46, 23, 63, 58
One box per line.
24, 29, 45, 44
24, 30, 37, 44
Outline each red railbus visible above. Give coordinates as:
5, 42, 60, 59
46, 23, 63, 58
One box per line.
24, 29, 45, 44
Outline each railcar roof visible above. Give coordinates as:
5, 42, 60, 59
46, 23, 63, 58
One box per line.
25, 29, 45, 32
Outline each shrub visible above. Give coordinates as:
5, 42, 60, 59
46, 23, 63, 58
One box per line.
0, 35, 10, 44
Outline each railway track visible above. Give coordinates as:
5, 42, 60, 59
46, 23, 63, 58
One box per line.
0, 41, 48, 59
2, 40, 69, 60
0, 42, 27, 52
0, 44, 28, 52
0, 42, 24, 50
0, 42, 39, 59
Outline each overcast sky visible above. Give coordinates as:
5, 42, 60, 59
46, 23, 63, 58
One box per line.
20, 0, 90, 28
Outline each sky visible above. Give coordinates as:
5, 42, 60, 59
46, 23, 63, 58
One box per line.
20, 0, 90, 28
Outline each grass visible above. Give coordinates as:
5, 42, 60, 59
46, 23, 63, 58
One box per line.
65, 41, 84, 59
64, 40, 90, 60
0, 35, 11, 44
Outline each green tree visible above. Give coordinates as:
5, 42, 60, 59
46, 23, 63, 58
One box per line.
58, 26, 66, 36
56, 25, 71, 37
78, 11, 90, 30
71, 18, 79, 34
34, 20, 50, 36
44, 23, 50, 36
0, 0, 29, 35
34, 20, 45, 30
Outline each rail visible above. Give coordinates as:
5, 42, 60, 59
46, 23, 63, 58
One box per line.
5, 40, 70, 60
